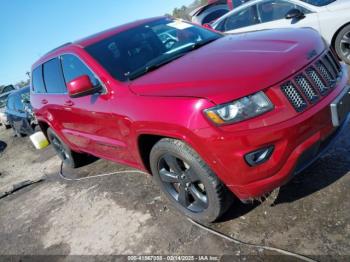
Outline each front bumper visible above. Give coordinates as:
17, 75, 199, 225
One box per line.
192, 72, 349, 201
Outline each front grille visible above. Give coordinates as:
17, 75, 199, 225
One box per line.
281, 50, 342, 112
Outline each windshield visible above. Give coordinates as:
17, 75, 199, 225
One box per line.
300, 0, 336, 6
0, 94, 10, 108
85, 18, 222, 81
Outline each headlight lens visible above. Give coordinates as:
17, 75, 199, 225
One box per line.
204, 91, 274, 125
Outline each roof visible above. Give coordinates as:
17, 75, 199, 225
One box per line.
32, 16, 166, 69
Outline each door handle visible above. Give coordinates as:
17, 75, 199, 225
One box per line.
41, 99, 48, 104
64, 100, 74, 106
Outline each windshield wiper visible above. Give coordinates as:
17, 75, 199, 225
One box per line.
127, 52, 187, 80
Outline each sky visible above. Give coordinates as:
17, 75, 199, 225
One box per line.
0, 0, 193, 86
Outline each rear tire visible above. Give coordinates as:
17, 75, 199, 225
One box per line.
335, 24, 350, 64
47, 128, 96, 168
150, 138, 233, 223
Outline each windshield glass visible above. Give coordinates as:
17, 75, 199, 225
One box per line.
300, 0, 336, 6
85, 18, 222, 81
0, 94, 10, 108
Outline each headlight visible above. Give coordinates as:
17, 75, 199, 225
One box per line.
204, 91, 274, 125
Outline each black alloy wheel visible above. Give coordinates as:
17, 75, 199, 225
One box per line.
158, 153, 208, 213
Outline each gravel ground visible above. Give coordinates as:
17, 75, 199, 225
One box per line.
0, 67, 349, 260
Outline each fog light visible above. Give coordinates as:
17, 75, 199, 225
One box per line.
244, 146, 274, 167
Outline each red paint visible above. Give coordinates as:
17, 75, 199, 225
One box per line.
31, 17, 349, 201
67, 75, 93, 97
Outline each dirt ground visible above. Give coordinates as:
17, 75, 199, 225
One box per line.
0, 70, 350, 261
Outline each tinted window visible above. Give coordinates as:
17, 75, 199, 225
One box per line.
3, 85, 15, 93
43, 58, 67, 94
61, 54, 99, 87
202, 9, 229, 24
85, 18, 221, 81
257, 0, 310, 23
14, 95, 24, 112
5, 95, 14, 110
32, 66, 46, 93
223, 6, 258, 31
301, 0, 335, 6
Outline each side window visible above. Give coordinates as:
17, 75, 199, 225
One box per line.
32, 66, 46, 93
61, 54, 99, 87
202, 9, 229, 24
14, 95, 24, 112
257, 0, 310, 24
224, 6, 258, 31
3, 85, 15, 93
7, 96, 15, 110
43, 58, 67, 94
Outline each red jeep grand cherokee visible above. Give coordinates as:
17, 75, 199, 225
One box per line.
31, 17, 349, 222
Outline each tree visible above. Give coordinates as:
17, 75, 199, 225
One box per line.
171, 0, 209, 20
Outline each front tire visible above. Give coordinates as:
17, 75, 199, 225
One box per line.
150, 138, 233, 223
335, 24, 350, 64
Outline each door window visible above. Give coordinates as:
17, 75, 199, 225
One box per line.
43, 58, 67, 94
61, 54, 99, 87
3, 85, 15, 93
221, 6, 258, 31
257, 0, 310, 23
14, 95, 24, 112
32, 66, 46, 93
6, 95, 15, 110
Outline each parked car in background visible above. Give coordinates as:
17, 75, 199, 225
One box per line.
31, 17, 349, 222
0, 85, 15, 95
6, 86, 37, 136
0, 89, 15, 129
191, 0, 250, 25
211, 0, 350, 64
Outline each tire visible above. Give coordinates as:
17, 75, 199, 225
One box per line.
150, 138, 233, 223
335, 24, 350, 64
47, 128, 95, 168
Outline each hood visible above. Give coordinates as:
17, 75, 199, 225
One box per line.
130, 28, 326, 105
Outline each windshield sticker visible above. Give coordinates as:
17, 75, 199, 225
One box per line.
167, 21, 193, 30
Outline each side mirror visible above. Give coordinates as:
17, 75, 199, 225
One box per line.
285, 9, 305, 20
203, 23, 213, 29
67, 75, 101, 98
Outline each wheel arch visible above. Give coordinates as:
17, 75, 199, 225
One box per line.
331, 22, 350, 51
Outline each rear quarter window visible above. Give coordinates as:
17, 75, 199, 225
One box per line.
32, 66, 46, 93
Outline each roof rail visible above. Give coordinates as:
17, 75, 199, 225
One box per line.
44, 42, 72, 56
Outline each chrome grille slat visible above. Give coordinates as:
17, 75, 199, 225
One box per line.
328, 51, 341, 72
322, 55, 337, 79
280, 49, 342, 113
326, 52, 339, 75
281, 82, 307, 112
295, 74, 319, 103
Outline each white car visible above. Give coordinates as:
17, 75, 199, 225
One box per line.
211, 0, 350, 64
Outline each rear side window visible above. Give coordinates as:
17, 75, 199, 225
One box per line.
43, 58, 67, 94
14, 95, 24, 112
32, 66, 46, 93
3, 85, 15, 93
6, 95, 15, 110
61, 54, 99, 87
